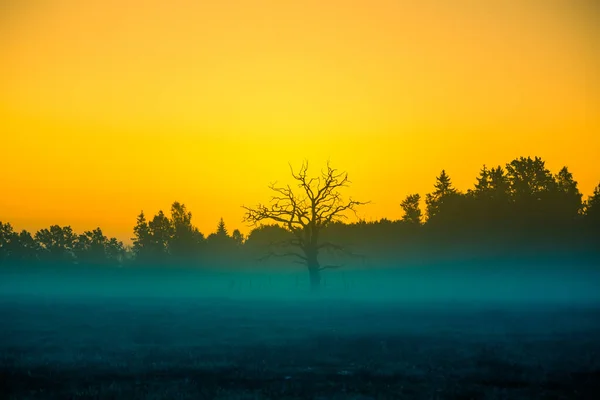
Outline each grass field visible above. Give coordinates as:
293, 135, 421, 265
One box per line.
1, 288, 600, 399
1, 265, 600, 399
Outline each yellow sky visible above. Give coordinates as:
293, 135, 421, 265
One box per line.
1, 0, 599, 242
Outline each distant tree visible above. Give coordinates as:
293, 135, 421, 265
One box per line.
244, 224, 291, 250
132, 211, 153, 264
12, 230, 39, 265
0, 222, 15, 265
89, 228, 108, 263
105, 237, 126, 266
488, 166, 511, 202
169, 202, 203, 264
469, 165, 510, 217
206, 218, 237, 264
584, 183, 600, 228
425, 170, 458, 221
34, 225, 77, 264
400, 193, 422, 225
552, 166, 583, 219
207, 218, 231, 242
243, 161, 367, 292
471, 165, 491, 197
74, 228, 110, 266
506, 156, 555, 201
148, 211, 173, 264
505, 156, 559, 228
216, 217, 228, 237
232, 229, 244, 246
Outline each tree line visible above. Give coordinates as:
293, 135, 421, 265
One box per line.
1, 156, 599, 271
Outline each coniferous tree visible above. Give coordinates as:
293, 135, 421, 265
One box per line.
425, 170, 458, 221
400, 193, 422, 225
132, 211, 152, 264
216, 217, 228, 237
472, 165, 491, 197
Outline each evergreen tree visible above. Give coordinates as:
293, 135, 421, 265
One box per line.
216, 217, 228, 237
400, 193, 422, 225
425, 170, 457, 221
132, 211, 152, 263
472, 165, 491, 197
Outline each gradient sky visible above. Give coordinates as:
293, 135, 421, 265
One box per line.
1, 0, 599, 243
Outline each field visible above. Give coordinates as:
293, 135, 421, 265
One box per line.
1, 267, 600, 399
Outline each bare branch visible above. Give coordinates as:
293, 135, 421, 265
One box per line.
242, 161, 369, 283
318, 241, 366, 260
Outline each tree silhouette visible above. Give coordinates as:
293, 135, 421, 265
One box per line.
553, 166, 583, 220
216, 218, 228, 237
34, 225, 77, 264
148, 211, 173, 265
506, 156, 555, 203
488, 166, 511, 201
472, 165, 491, 195
205, 218, 239, 267
9, 230, 39, 265
232, 229, 244, 246
169, 202, 203, 264
243, 161, 367, 292
1, 155, 597, 273
75, 228, 106, 265
105, 237, 126, 266
73, 228, 124, 266
400, 193, 422, 225
585, 183, 600, 229
0, 222, 14, 265
425, 170, 460, 224
132, 211, 153, 264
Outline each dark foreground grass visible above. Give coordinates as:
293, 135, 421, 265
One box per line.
1, 296, 600, 399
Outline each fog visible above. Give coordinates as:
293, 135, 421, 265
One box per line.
2, 262, 599, 307
2, 262, 600, 399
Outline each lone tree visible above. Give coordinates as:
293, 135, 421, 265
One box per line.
243, 161, 367, 292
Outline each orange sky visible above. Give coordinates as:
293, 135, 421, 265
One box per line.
1, 0, 599, 243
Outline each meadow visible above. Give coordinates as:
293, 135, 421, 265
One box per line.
1, 265, 600, 399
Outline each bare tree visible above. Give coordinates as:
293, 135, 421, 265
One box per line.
242, 161, 368, 292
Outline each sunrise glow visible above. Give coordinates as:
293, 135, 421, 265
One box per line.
1, 0, 599, 241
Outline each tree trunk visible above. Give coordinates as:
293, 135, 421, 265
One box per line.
306, 246, 321, 293
308, 265, 321, 292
